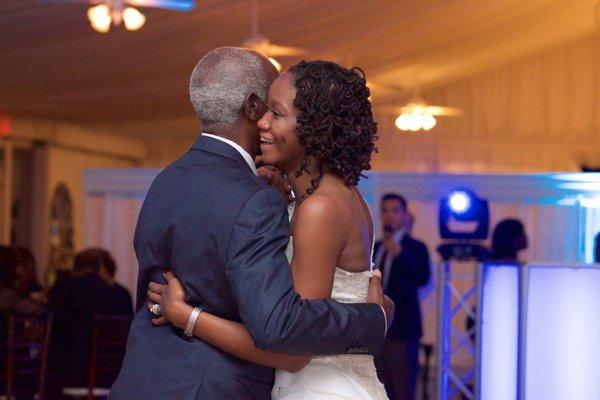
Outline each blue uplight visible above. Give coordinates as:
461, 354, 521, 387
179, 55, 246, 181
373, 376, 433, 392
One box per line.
449, 191, 471, 213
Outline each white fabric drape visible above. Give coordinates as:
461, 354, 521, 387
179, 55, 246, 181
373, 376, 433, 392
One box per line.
84, 194, 144, 304
83, 169, 159, 307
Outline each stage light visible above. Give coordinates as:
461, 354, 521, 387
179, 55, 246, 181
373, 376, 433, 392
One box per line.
437, 189, 490, 260
449, 191, 471, 213
439, 189, 489, 241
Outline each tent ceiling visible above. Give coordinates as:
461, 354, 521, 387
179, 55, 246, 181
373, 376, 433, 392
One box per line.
0, 0, 598, 122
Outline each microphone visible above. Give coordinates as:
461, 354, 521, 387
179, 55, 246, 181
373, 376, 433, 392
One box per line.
383, 224, 394, 237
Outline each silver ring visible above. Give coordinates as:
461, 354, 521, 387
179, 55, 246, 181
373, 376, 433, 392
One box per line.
150, 303, 161, 315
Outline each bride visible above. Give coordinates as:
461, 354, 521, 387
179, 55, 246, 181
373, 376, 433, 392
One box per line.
147, 60, 389, 400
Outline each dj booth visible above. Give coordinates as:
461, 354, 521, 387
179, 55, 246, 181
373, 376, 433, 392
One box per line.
478, 262, 600, 400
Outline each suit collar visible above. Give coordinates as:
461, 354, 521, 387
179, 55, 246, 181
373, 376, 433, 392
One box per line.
190, 134, 256, 175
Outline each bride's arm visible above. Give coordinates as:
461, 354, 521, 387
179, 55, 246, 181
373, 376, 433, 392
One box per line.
148, 275, 310, 373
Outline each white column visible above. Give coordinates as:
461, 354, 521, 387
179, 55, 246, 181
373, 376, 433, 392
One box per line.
31, 143, 50, 282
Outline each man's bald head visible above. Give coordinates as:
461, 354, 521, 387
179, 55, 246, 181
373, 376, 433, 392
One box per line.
189, 47, 278, 127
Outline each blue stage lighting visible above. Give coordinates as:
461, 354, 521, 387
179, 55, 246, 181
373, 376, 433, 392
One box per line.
439, 188, 489, 241
449, 191, 471, 213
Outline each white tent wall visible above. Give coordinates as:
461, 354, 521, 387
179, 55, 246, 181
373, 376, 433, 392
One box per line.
83, 170, 600, 345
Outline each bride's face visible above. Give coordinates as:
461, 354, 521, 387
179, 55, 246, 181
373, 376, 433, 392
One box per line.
257, 72, 305, 172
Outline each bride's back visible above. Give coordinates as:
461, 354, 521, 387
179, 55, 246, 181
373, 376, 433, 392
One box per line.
292, 172, 374, 274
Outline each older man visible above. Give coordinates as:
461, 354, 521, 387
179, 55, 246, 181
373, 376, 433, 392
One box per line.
109, 47, 391, 400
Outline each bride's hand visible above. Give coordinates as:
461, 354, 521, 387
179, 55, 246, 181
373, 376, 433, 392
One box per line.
147, 271, 191, 329
257, 165, 294, 204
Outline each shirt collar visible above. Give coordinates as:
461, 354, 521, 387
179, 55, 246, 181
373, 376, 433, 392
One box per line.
392, 229, 406, 242
201, 133, 257, 176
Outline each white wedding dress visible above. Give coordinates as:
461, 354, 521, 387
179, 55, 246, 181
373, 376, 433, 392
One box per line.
271, 232, 389, 400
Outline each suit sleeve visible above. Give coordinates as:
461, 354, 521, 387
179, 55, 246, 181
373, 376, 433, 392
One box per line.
225, 187, 385, 355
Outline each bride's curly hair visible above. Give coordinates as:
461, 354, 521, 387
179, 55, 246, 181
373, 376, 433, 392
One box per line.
289, 60, 378, 197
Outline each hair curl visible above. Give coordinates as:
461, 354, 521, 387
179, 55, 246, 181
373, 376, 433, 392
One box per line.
289, 60, 378, 196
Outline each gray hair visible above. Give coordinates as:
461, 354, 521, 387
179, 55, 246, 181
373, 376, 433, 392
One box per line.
189, 47, 272, 125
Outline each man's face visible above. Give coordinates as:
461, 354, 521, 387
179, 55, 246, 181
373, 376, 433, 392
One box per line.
251, 62, 279, 157
381, 199, 408, 232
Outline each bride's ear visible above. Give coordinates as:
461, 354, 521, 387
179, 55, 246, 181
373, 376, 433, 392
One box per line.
243, 93, 265, 122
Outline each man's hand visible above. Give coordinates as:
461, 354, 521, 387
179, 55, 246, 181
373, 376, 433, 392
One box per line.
382, 235, 402, 257
367, 271, 395, 330
257, 165, 294, 204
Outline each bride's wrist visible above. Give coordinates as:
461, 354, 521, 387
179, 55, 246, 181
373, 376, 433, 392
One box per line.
172, 303, 194, 330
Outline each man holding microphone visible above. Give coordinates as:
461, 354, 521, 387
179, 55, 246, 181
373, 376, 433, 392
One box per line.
373, 193, 431, 400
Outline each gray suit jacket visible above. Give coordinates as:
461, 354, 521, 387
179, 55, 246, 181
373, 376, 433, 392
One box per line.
109, 135, 385, 400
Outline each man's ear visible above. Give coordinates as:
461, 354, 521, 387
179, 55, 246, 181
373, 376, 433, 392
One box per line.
243, 93, 265, 122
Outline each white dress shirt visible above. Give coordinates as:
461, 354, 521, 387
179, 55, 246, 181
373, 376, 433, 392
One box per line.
202, 133, 257, 176
374, 229, 405, 291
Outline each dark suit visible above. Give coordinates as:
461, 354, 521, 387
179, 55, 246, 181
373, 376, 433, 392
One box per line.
373, 234, 430, 400
109, 135, 385, 400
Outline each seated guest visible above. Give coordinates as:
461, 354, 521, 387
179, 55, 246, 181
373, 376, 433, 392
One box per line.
15, 247, 46, 304
49, 248, 133, 389
0, 246, 45, 317
96, 249, 133, 315
1, 246, 45, 395
488, 218, 529, 262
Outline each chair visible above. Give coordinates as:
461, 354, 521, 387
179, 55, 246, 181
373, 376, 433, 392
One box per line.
62, 315, 132, 400
4, 314, 52, 400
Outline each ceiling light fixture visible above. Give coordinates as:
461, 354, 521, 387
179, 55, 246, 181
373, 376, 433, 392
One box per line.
87, 4, 112, 33
87, 3, 146, 32
394, 103, 437, 132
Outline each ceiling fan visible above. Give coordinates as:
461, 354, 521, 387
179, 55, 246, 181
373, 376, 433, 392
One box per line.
372, 83, 462, 132
377, 101, 462, 132
241, 0, 308, 70
44, 0, 195, 32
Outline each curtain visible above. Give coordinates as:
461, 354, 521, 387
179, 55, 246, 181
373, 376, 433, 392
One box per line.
83, 169, 159, 307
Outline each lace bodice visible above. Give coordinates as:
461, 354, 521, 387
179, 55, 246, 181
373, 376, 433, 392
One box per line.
285, 236, 373, 303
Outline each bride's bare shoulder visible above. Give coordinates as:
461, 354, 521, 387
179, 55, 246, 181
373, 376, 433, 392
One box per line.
295, 192, 339, 221
293, 192, 350, 248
